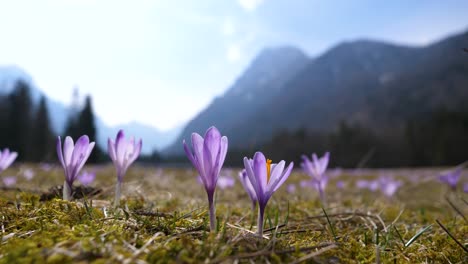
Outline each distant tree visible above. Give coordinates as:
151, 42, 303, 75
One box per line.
64, 87, 82, 140
63, 92, 103, 163
0, 95, 10, 148
8, 80, 33, 161
76, 95, 101, 163
327, 121, 376, 168
32, 96, 54, 161
406, 110, 468, 166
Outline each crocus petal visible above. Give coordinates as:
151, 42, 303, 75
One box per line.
71, 135, 90, 166
312, 153, 320, 174
301, 155, 314, 177
202, 127, 221, 180
108, 138, 117, 162
56, 137, 65, 169
0, 149, 17, 171
321, 152, 330, 173
272, 162, 294, 192
191, 133, 206, 178
115, 130, 128, 167
183, 140, 197, 169
213, 136, 228, 182
69, 136, 90, 181
128, 138, 142, 165
267, 160, 285, 191
253, 152, 267, 193
238, 170, 257, 203
2, 149, 9, 159
73, 142, 95, 181
63, 136, 74, 166
2, 152, 18, 169
243, 157, 260, 195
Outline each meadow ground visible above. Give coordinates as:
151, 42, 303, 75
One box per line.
0, 164, 466, 263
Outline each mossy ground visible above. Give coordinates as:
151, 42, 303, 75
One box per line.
0, 165, 466, 263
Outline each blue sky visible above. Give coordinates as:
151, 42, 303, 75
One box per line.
0, 0, 467, 131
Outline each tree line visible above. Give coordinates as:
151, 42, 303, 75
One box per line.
219, 110, 468, 168
0, 80, 101, 163
257, 110, 468, 168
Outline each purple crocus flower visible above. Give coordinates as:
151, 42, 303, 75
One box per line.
301, 152, 329, 203
78, 171, 96, 186
287, 184, 296, 193
108, 130, 142, 207
183, 126, 228, 232
22, 168, 35, 181
368, 180, 380, 192
356, 179, 369, 189
243, 152, 293, 236
438, 167, 462, 190
238, 169, 257, 212
336, 180, 345, 189
40, 163, 53, 172
379, 177, 402, 198
57, 135, 95, 200
217, 175, 235, 189
0, 149, 18, 174
2, 176, 16, 187
464, 182, 468, 193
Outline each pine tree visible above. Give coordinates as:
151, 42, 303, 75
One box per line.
8, 80, 33, 161
32, 96, 54, 161
77, 95, 100, 163
0, 95, 10, 148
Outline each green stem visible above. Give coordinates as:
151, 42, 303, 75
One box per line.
257, 205, 265, 237
114, 181, 122, 207
208, 191, 216, 232
63, 181, 72, 201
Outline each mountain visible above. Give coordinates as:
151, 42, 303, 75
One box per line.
164, 46, 310, 154
97, 121, 182, 154
0, 66, 182, 154
164, 30, 468, 155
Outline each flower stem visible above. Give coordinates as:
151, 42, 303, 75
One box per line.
207, 191, 217, 232
114, 181, 122, 207
319, 187, 327, 206
63, 181, 72, 200
257, 205, 265, 237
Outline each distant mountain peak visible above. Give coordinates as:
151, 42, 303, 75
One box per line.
255, 46, 308, 62
227, 46, 309, 97
164, 30, 468, 155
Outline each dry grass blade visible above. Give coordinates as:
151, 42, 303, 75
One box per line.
435, 219, 468, 253
289, 244, 338, 264
210, 243, 337, 263
123, 232, 165, 264
444, 196, 467, 222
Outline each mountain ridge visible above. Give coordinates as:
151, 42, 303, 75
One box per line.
164, 30, 468, 155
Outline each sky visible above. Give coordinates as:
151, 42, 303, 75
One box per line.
0, 0, 467, 131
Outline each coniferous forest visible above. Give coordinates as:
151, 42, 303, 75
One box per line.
2, 78, 468, 167
0, 80, 101, 163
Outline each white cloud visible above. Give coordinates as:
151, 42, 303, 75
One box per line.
222, 17, 236, 36
226, 44, 242, 63
237, 0, 264, 12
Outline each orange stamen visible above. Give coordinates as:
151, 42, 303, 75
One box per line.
266, 159, 272, 182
